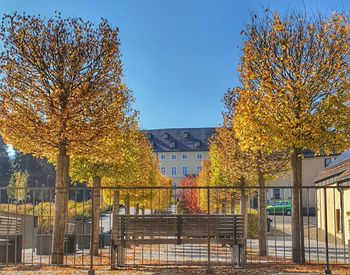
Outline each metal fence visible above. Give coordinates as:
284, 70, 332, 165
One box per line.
0, 184, 349, 272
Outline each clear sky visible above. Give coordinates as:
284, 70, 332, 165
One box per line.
2, 0, 350, 130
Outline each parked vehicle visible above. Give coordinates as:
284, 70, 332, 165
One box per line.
267, 201, 291, 215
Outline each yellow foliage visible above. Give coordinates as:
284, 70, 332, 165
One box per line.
234, 12, 350, 154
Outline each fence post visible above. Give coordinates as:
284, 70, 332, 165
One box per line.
323, 187, 331, 274
89, 186, 95, 275
206, 187, 212, 274
110, 190, 120, 269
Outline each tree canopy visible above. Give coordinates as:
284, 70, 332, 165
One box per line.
233, 12, 350, 154
229, 11, 350, 264
0, 12, 131, 158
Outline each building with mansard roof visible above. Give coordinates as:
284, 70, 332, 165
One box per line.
142, 128, 216, 185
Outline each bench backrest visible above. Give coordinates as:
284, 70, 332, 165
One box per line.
0, 216, 22, 235
118, 214, 244, 241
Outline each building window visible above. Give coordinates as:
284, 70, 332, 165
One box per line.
196, 166, 201, 174
182, 167, 188, 176
161, 167, 166, 175
324, 158, 332, 167
182, 154, 188, 160
171, 167, 177, 175
160, 155, 166, 160
197, 154, 203, 160
171, 155, 177, 160
273, 188, 281, 200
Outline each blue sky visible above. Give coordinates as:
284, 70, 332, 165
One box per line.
2, 0, 350, 129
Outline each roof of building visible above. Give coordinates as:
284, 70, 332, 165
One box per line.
314, 148, 350, 184
302, 149, 339, 158
142, 128, 216, 152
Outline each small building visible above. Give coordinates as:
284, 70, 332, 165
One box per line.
314, 148, 350, 245
142, 128, 216, 185
267, 150, 339, 214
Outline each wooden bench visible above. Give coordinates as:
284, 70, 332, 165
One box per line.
0, 215, 22, 263
111, 214, 246, 267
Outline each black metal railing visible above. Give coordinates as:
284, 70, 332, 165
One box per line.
0, 184, 349, 272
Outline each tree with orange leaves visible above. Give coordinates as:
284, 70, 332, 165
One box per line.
178, 176, 202, 214
0, 13, 131, 264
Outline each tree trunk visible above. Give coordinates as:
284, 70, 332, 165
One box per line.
125, 194, 130, 215
258, 169, 267, 256
291, 148, 305, 263
92, 176, 101, 256
51, 146, 69, 265
135, 203, 139, 215
230, 193, 235, 214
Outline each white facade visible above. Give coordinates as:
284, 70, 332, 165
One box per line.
155, 151, 209, 185
267, 154, 339, 212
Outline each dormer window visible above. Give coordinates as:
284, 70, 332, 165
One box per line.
147, 133, 152, 139
170, 142, 176, 148
194, 141, 201, 148
183, 132, 189, 138
163, 132, 169, 139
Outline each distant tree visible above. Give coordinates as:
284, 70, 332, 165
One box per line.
7, 171, 28, 202
198, 124, 289, 255
224, 89, 290, 256
13, 151, 56, 187
71, 122, 171, 255
12, 151, 56, 201
232, 11, 350, 263
178, 176, 202, 214
0, 13, 130, 264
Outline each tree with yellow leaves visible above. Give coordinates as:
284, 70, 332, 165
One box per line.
71, 121, 172, 255
232, 11, 350, 263
0, 13, 130, 264
198, 121, 288, 256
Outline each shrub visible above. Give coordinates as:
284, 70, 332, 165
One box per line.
247, 208, 259, 239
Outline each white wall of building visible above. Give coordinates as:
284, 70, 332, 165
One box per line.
154, 151, 209, 185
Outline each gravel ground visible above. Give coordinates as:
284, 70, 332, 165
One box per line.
1, 264, 350, 274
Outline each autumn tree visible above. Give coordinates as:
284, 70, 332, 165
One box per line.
197, 126, 256, 244
0, 13, 130, 264
178, 176, 202, 214
224, 89, 289, 256
71, 122, 134, 256
7, 171, 29, 202
71, 122, 172, 255
232, 11, 350, 263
